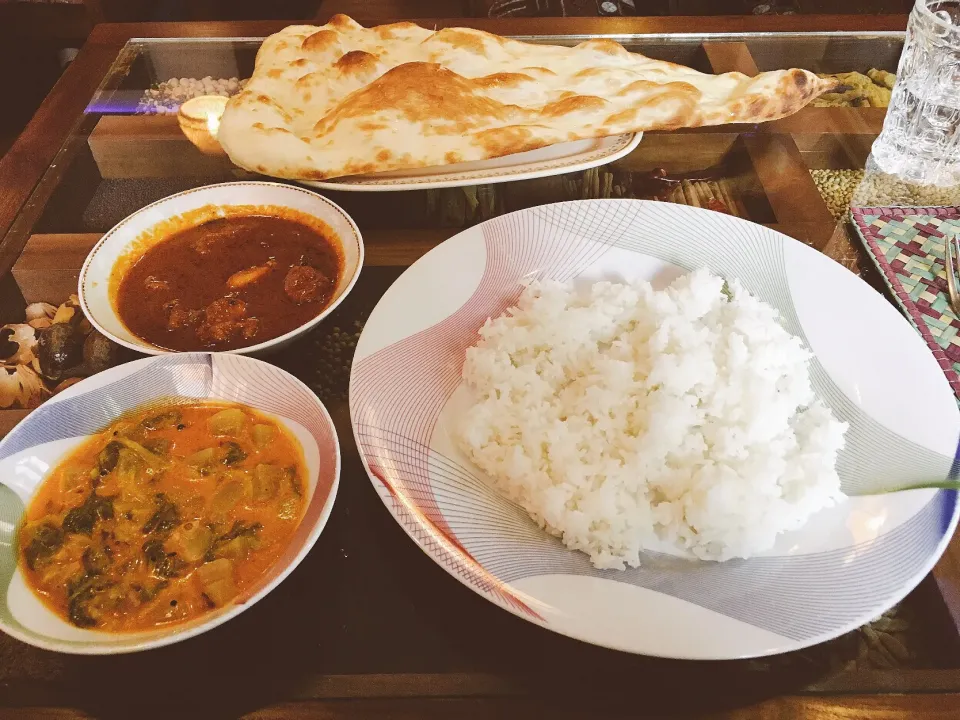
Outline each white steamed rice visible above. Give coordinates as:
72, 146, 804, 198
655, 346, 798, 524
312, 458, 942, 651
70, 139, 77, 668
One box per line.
458, 269, 847, 570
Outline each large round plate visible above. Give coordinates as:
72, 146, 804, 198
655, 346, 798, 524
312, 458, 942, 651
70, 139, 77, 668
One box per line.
300, 134, 640, 192
349, 200, 960, 659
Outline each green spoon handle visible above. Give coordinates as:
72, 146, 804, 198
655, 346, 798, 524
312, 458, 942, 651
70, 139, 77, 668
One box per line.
861, 480, 960, 495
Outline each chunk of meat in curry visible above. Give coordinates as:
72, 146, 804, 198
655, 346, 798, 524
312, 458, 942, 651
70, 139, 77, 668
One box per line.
116, 213, 341, 351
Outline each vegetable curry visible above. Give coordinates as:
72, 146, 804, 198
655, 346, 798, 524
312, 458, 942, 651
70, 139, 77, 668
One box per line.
19, 401, 307, 631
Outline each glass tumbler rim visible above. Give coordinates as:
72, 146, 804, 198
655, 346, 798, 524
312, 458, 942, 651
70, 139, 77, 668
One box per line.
914, 0, 960, 33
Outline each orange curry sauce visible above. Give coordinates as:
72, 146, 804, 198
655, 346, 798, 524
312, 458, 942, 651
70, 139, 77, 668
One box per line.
19, 401, 307, 632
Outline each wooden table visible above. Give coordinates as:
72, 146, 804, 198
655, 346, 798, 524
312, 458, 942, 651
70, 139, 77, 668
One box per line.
4, 13, 960, 720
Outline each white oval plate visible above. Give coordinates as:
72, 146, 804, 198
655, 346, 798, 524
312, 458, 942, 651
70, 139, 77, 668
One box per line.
349, 199, 960, 660
300, 133, 641, 192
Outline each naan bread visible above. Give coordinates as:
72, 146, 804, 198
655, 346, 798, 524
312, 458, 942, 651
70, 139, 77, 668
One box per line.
218, 15, 835, 180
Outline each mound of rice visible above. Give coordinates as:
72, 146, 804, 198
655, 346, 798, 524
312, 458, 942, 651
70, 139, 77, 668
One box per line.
458, 269, 847, 570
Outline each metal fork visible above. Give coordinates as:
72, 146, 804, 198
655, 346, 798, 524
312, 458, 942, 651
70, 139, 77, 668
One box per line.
944, 229, 960, 316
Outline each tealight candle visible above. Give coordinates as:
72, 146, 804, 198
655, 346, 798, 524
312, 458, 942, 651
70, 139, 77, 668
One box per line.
177, 95, 229, 155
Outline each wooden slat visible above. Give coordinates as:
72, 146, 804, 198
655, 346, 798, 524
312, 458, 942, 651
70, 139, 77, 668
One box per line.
617, 133, 740, 173
793, 133, 874, 170
3, 694, 960, 720
809, 669, 960, 694
87, 15, 909, 45
363, 229, 447, 266
701, 42, 760, 76
767, 107, 887, 136
11, 234, 100, 305
743, 134, 834, 230
246, 694, 960, 719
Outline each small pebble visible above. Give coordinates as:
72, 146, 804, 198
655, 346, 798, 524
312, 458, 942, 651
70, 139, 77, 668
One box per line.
852, 167, 960, 207
136, 76, 248, 115
810, 169, 865, 221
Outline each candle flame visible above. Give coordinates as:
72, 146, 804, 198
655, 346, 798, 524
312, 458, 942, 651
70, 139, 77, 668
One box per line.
206, 110, 222, 138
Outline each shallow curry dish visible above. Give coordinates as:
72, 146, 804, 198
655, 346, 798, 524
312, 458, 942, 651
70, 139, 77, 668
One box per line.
0, 352, 340, 654
79, 181, 363, 355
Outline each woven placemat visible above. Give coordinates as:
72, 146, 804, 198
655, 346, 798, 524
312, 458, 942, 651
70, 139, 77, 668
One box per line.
852, 206, 960, 399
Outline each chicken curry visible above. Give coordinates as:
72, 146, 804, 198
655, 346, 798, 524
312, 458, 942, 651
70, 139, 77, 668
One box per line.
116, 211, 342, 351
19, 401, 307, 631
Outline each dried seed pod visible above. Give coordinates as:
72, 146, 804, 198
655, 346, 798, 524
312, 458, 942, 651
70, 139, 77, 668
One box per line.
0, 324, 37, 365
82, 330, 120, 375
37, 322, 83, 382
866, 646, 896, 669
871, 617, 910, 633
878, 631, 911, 663
25, 302, 56, 324
0, 364, 46, 409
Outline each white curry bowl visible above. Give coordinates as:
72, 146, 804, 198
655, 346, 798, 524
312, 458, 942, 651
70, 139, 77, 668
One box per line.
79, 181, 364, 355
0, 352, 340, 654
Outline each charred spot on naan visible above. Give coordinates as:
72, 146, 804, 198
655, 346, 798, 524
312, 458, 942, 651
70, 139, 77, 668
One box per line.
604, 107, 639, 127
541, 95, 609, 118
328, 14, 361, 31
522, 67, 557, 76
251, 122, 293, 136
471, 72, 534, 90
573, 67, 608, 80
750, 70, 835, 121
616, 79, 700, 100
337, 152, 413, 177
334, 50, 381, 77
722, 94, 770, 122
427, 28, 501, 55
445, 152, 462, 164
787, 68, 838, 101
258, 95, 295, 122
295, 71, 326, 93
301, 30, 340, 54
313, 63, 518, 137
606, 85, 700, 130
230, 89, 256, 105
473, 126, 550, 158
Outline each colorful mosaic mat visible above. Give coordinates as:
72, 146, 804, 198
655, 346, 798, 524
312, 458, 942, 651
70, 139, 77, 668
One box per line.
852, 206, 960, 398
